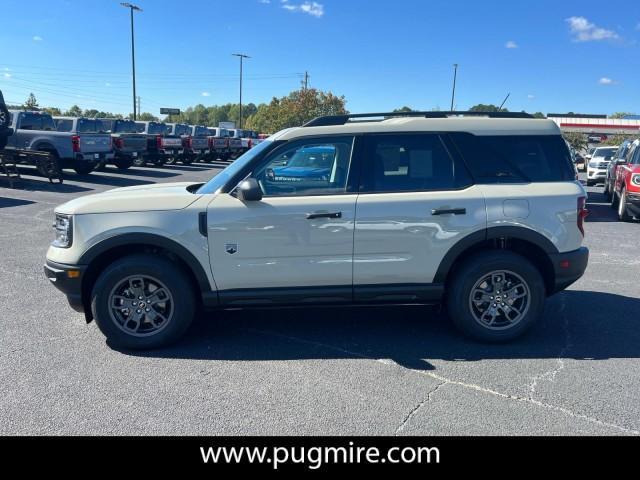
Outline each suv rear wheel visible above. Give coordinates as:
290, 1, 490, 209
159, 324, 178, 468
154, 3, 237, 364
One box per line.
446, 250, 545, 342
91, 254, 196, 349
73, 161, 96, 175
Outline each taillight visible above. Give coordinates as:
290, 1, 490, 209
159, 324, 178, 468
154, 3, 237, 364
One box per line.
208, 137, 213, 148
114, 138, 124, 149
577, 197, 588, 236
186, 137, 193, 149
248, 139, 253, 148
71, 135, 80, 153
156, 135, 163, 149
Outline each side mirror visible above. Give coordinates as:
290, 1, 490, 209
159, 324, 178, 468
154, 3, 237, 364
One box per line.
237, 178, 263, 202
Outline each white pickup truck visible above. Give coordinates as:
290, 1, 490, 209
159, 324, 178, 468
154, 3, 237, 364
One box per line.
6, 111, 111, 174
135, 121, 183, 166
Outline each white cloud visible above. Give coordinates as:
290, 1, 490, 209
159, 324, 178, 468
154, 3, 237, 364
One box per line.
281, 1, 324, 18
505, 40, 518, 49
566, 16, 619, 42
201, 91, 211, 97
105, 82, 112, 87
3, 72, 12, 78
527, 94, 535, 99
32, 35, 43, 41
598, 77, 615, 85
258, 0, 270, 3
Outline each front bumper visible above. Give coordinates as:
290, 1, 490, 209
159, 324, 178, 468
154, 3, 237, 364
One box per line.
44, 260, 87, 313
587, 169, 607, 180
626, 192, 640, 217
549, 247, 589, 293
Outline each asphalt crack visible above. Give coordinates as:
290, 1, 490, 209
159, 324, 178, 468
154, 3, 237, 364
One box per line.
395, 380, 447, 435
244, 326, 640, 436
528, 294, 572, 397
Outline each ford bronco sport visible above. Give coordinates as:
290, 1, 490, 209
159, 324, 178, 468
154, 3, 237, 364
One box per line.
45, 111, 589, 349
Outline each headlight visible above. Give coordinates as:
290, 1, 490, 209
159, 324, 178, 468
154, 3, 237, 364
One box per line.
632, 174, 640, 186
52, 214, 73, 248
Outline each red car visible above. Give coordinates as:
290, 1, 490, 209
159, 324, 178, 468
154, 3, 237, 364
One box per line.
610, 139, 640, 221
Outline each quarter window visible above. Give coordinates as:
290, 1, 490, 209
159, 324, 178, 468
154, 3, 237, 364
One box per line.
252, 137, 354, 197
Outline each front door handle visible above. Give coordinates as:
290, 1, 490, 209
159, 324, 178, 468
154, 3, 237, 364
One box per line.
306, 211, 342, 220
431, 208, 466, 216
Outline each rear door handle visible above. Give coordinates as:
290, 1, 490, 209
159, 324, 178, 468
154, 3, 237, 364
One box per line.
306, 211, 342, 220
431, 208, 466, 216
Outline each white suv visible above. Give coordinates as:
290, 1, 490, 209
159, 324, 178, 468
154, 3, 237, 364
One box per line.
45, 111, 589, 349
587, 145, 618, 186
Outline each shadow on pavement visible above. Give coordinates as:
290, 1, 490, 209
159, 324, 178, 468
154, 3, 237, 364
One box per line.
0, 197, 36, 208
120, 290, 640, 371
586, 190, 619, 223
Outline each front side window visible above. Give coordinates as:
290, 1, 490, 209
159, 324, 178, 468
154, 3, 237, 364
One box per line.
55, 119, 73, 132
252, 137, 354, 197
359, 133, 468, 193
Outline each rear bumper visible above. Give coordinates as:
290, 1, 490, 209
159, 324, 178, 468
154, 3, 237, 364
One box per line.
44, 260, 87, 313
549, 247, 589, 294
75, 153, 107, 162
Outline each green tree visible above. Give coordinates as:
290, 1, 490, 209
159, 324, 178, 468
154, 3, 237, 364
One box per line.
64, 105, 83, 117
393, 106, 414, 113
23, 93, 39, 110
246, 88, 347, 133
610, 112, 634, 119
42, 107, 61, 116
469, 104, 508, 112
136, 112, 159, 122
532, 112, 546, 118
602, 134, 629, 146
563, 132, 588, 153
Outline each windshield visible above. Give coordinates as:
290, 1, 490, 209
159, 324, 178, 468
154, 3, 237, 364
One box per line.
286, 148, 335, 168
174, 124, 190, 136
147, 123, 166, 135
114, 120, 138, 133
593, 147, 617, 158
196, 140, 274, 194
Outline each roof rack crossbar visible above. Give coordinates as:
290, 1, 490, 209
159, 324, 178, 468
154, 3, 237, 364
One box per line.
303, 111, 534, 127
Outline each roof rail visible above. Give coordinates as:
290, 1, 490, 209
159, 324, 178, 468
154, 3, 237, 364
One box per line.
303, 111, 535, 127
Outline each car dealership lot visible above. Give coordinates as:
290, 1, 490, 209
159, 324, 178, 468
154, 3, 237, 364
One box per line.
0, 168, 639, 435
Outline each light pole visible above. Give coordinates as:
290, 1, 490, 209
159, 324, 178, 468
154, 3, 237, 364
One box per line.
232, 53, 250, 128
121, 3, 142, 120
450, 63, 458, 111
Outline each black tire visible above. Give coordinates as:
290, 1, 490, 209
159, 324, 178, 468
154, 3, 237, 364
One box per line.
445, 250, 545, 342
133, 156, 146, 167
114, 157, 133, 170
73, 161, 96, 175
164, 156, 176, 165
91, 254, 196, 350
603, 181, 611, 200
181, 155, 194, 165
610, 188, 619, 208
618, 187, 633, 222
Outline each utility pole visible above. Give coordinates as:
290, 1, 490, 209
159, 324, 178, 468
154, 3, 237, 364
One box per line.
121, 3, 142, 120
136, 96, 141, 116
232, 53, 250, 129
450, 63, 458, 112
303, 71, 309, 91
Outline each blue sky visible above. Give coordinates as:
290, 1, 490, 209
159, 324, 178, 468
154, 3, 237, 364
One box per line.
0, 0, 637, 116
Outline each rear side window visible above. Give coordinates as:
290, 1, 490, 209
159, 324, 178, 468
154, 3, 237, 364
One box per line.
359, 133, 472, 193
19, 113, 55, 131
449, 133, 575, 183
55, 119, 73, 132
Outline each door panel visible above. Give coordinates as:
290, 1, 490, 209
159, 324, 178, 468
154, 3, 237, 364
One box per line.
353, 187, 486, 286
207, 193, 356, 292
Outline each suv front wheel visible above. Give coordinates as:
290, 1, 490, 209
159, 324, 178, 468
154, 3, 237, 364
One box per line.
91, 254, 196, 349
446, 251, 545, 342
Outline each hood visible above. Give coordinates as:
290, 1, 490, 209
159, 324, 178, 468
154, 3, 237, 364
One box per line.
56, 182, 201, 215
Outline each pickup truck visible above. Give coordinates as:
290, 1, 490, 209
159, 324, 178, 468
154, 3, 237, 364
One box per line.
135, 121, 183, 166
208, 127, 240, 161
228, 128, 261, 157
98, 118, 147, 170
183, 125, 210, 164
0, 89, 11, 150
164, 123, 201, 165
6, 111, 111, 174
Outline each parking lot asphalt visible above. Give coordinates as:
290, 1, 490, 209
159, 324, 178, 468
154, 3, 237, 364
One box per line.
1, 166, 639, 435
